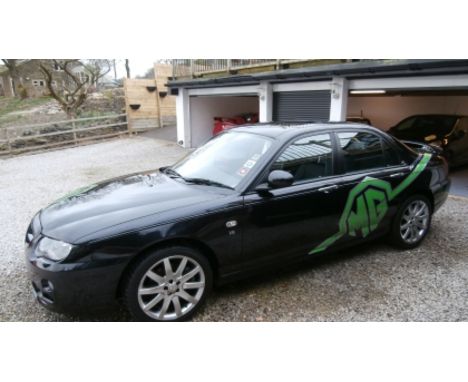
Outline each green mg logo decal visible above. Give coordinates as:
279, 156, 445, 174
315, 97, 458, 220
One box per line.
309, 153, 432, 254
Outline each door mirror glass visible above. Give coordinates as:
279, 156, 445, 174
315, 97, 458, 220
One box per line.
268, 170, 294, 189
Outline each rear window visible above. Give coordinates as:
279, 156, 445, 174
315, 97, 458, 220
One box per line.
394, 116, 458, 137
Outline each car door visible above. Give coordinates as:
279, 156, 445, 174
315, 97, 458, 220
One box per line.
240, 132, 346, 270
321, 130, 412, 251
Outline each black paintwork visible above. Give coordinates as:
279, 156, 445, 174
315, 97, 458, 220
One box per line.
25, 123, 451, 313
388, 114, 468, 167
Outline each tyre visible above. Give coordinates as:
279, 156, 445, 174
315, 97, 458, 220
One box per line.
123, 246, 212, 322
389, 195, 432, 249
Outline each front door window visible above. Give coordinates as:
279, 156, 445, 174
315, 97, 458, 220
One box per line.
271, 133, 333, 184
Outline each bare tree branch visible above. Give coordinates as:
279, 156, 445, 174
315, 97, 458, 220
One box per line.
38, 59, 113, 118
39, 62, 68, 110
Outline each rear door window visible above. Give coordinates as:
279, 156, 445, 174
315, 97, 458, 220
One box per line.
337, 131, 400, 173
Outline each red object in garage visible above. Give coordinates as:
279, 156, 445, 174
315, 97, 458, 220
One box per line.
213, 113, 259, 136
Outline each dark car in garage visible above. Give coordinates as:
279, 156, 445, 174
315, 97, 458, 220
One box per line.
388, 114, 468, 167
25, 123, 450, 321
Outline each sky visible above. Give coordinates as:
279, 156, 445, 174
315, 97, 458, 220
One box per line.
114, 59, 158, 79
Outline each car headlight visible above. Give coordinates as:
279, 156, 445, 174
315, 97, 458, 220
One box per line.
37, 237, 74, 261
431, 139, 448, 147
25, 212, 42, 245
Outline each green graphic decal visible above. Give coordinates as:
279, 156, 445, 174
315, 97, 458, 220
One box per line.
309, 153, 432, 254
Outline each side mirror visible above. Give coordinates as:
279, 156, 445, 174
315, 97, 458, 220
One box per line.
267, 170, 294, 189
254, 170, 294, 196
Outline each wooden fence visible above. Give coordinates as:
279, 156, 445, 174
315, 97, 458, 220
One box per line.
124, 64, 176, 131
0, 113, 132, 157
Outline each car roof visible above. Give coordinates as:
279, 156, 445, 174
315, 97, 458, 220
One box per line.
401, 114, 467, 119
231, 122, 384, 140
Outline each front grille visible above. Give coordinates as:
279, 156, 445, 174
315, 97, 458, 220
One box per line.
32, 279, 55, 305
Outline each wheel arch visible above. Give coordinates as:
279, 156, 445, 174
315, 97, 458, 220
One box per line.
411, 188, 435, 212
116, 237, 220, 299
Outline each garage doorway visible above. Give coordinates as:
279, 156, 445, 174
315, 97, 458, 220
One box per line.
348, 90, 468, 131
348, 90, 468, 197
189, 95, 259, 147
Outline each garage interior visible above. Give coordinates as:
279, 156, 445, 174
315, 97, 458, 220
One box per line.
189, 95, 258, 147
348, 90, 468, 131
348, 89, 468, 196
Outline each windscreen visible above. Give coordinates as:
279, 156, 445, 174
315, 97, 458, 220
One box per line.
172, 132, 273, 189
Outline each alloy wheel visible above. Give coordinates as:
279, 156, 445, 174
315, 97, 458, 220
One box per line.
137, 255, 205, 321
399, 200, 430, 244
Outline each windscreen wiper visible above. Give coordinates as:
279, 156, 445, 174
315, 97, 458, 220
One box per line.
161, 168, 233, 190
184, 177, 234, 190
161, 167, 184, 179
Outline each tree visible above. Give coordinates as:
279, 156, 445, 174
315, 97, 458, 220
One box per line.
39, 59, 111, 118
112, 59, 117, 80
1, 59, 26, 98
125, 59, 131, 78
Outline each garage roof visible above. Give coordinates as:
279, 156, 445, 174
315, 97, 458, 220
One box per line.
167, 59, 468, 89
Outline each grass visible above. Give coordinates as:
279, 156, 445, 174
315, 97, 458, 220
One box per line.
0, 95, 121, 129
0, 96, 53, 118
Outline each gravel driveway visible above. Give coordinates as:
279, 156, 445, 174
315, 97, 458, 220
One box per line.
1, 135, 467, 321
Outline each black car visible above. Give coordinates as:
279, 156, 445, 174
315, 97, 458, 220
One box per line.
346, 116, 372, 125
388, 114, 468, 167
25, 123, 450, 321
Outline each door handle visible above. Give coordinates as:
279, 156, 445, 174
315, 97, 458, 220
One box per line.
318, 185, 339, 193
390, 172, 405, 178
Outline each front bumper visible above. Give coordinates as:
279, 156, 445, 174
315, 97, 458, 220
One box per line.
25, 242, 130, 314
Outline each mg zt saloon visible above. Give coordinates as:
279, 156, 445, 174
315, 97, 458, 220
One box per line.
25, 123, 450, 321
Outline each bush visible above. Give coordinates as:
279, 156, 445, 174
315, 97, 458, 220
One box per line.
18, 85, 28, 100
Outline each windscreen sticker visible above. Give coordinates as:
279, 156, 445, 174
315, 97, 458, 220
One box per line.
237, 155, 261, 176
244, 159, 256, 169
237, 167, 250, 176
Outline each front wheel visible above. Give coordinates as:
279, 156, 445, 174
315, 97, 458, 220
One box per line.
123, 246, 212, 321
389, 195, 432, 249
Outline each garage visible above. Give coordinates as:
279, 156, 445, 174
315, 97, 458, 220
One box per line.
182, 88, 332, 147
273, 90, 331, 122
346, 82, 468, 197
348, 90, 468, 132
174, 85, 261, 148
189, 95, 258, 147
169, 60, 468, 197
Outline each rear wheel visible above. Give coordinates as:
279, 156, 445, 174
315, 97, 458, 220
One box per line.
123, 246, 212, 321
389, 195, 432, 249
